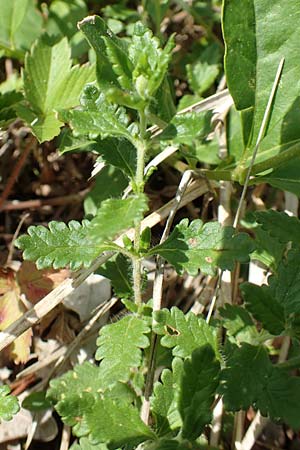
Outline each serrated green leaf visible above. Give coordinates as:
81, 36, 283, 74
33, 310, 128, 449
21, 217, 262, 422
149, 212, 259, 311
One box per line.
102, 36, 133, 90
241, 283, 285, 336
220, 343, 300, 428
180, 346, 220, 440
59, 84, 133, 142
89, 194, 148, 244
255, 210, 300, 245
0, 0, 43, 58
151, 219, 254, 276
220, 343, 272, 411
223, 0, 300, 186
15, 220, 101, 270
153, 307, 219, 358
96, 315, 150, 386
220, 304, 263, 345
151, 357, 183, 435
98, 254, 133, 299
78, 15, 123, 89
93, 138, 137, 179
57, 392, 95, 436
86, 398, 155, 448
0, 90, 23, 128
17, 37, 95, 142
0, 385, 19, 421
158, 111, 212, 145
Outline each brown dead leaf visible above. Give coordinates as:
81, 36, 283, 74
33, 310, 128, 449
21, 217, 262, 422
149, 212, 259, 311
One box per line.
17, 261, 69, 303
0, 268, 32, 364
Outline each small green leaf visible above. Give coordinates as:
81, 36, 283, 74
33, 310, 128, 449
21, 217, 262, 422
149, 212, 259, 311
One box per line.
98, 254, 133, 299
56, 393, 94, 436
93, 138, 137, 179
86, 398, 156, 448
241, 283, 285, 336
255, 210, 300, 245
220, 304, 263, 345
96, 315, 150, 386
70, 437, 107, 450
15, 220, 101, 270
0, 385, 19, 421
220, 343, 272, 411
187, 43, 221, 95
17, 37, 95, 142
0, 90, 23, 128
180, 346, 220, 440
90, 194, 147, 244
153, 307, 219, 358
22, 392, 51, 412
151, 219, 254, 276
59, 84, 133, 142
151, 357, 184, 435
158, 111, 212, 145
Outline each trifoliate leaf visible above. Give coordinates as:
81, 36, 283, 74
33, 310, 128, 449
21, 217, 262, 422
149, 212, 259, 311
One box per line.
96, 315, 150, 386
241, 283, 285, 336
151, 219, 254, 276
158, 111, 212, 145
220, 343, 272, 411
220, 304, 263, 345
151, 357, 184, 435
255, 210, 300, 245
15, 220, 101, 270
90, 194, 147, 244
0, 385, 19, 421
17, 37, 95, 142
153, 307, 219, 358
98, 254, 133, 299
180, 346, 220, 440
86, 398, 156, 448
0, 0, 43, 58
59, 84, 133, 142
93, 138, 137, 179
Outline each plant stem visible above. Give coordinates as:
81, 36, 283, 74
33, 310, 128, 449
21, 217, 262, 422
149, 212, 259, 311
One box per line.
133, 110, 148, 305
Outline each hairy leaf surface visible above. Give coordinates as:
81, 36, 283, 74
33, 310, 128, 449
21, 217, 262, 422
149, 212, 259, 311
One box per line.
153, 307, 219, 358
96, 315, 150, 386
151, 219, 254, 276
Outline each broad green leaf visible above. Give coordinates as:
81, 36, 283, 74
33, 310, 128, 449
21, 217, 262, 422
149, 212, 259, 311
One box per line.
17, 37, 95, 142
151, 357, 184, 435
46, 0, 87, 40
83, 166, 128, 217
220, 304, 263, 345
70, 438, 107, 450
151, 219, 254, 276
257, 157, 300, 196
56, 393, 94, 436
59, 84, 133, 142
220, 343, 272, 410
153, 307, 219, 358
255, 210, 300, 245
96, 315, 150, 386
90, 194, 148, 243
86, 398, 156, 448
241, 283, 285, 336
157, 111, 212, 145
180, 346, 220, 440
102, 36, 133, 90
22, 392, 51, 412
93, 138, 137, 179
220, 343, 300, 428
0, 385, 19, 421
0, 0, 43, 58
15, 220, 101, 270
187, 43, 221, 95
223, 0, 300, 184
98, 254, 133, 299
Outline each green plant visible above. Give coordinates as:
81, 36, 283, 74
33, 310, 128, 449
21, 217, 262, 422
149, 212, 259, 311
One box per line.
4, 0, 300, 448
